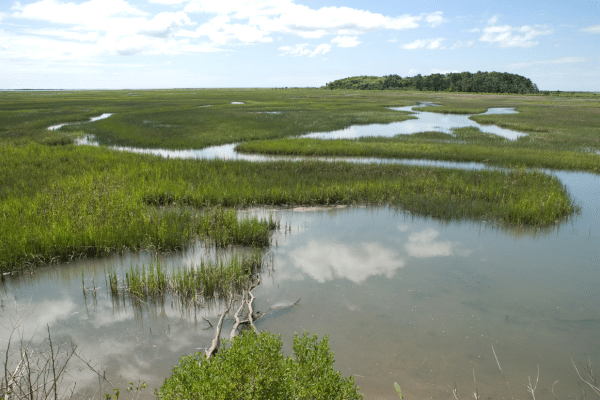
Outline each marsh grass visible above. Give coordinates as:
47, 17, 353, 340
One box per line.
236, 135, 600, 173
1, 89, 598, 153
105, 251, 265, 306
0, 144, 278, 272
0, 142, 578, 272
0, 89, 413, 149
1, 89, 595, 272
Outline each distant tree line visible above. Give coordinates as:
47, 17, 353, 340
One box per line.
325, 71, 539, 94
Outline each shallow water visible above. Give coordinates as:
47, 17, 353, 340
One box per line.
301, 102, 526, 140
2, 169, 599, 398
76, 138, 491, 171
7, 105, 598, 398
47, 113, 113, 131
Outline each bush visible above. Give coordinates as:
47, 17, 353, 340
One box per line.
157, 331, 363, 399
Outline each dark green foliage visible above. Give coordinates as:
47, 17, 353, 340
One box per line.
326, 71, 539, 94
157, 331, 363, 400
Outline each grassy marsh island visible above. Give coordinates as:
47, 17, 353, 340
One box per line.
0, 141, 576, 272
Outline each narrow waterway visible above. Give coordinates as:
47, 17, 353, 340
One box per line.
47, 113, 113, 131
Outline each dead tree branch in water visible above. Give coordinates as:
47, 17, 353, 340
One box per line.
1, 324, 97, 400
492, 345, 515, 400
572, 357, 600, 396
246, 292, 259, 335
205, 297, 233, 359
229, 292, 247, 341
203, 275, 266, 360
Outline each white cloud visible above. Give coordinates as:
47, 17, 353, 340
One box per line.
8, 0, 223, 59
311, 43, 331, 56
508, 56, 586, 68
430, 68, 460, 74
401, 37, 445, 50
404, 229, 455, 258
580, 25, 600, 34
479, 24, 552, 48
487, 15, 499, 25
22, 28, 99, 42
138, 12, 194, 39
397, 224, 410, 232
150, 0, 188, 4
14, 0, 148, 25
331, 35, 361, 48
425, 11, 444, 27
289, 241, 404, 283
6, 0, 446, 62
450, 40, 474, 49
278, 42, 330, 57
193, 16, 272, 44
279, 43, 311, 56
184, 0, 293, 19
184, 1, 443, 43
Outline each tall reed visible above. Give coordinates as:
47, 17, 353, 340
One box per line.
106, 251, 265, 307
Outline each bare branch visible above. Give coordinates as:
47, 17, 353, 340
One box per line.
453, 382, 462, 400
472, 368, 479, 400
205, 297, 233, 359
230, 292, 246, 341
246, 292, 259, 335
526, 365, 539, 400
572, 357, 600, 396
200, 316, 213, 330
491, 345, 514, 400
551, 380, 559, 400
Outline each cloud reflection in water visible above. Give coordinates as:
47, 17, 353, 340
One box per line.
289, 241, 404, 283
287, 227, 469, 283
405, 228, 456, 258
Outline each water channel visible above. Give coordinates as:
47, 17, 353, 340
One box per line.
5, 104, 599, 398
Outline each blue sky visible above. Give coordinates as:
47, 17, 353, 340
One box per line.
1, 0, 599, 90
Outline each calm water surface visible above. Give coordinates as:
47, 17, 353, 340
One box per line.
301, 102, 526, 140
47, 113, 113, 131
3, 105, 599, 399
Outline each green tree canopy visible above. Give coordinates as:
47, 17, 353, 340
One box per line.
325, 71, 539, 94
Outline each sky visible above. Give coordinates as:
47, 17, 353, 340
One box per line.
0, 0, 599, 90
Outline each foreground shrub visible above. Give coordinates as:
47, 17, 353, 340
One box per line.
157, 331, 363, 400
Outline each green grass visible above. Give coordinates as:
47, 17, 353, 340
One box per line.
105, 251, 265, 305
0, 89, 414, 149
410, 93, 600, 152
3, 88, 598, 153
235, 130, 600, 173
0, 143, 278, 271
0, 142, 577, 273
1, 89, 595, 273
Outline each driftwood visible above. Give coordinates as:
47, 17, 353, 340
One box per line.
246, 292, 259, 335
204, 297, 233, 359
204, 276, 264, 360
253, 298, 301, 322
229, 291, 259, 340
229, 291, 247, 340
